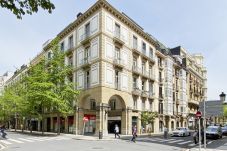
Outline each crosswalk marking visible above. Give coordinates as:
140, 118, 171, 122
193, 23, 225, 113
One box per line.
178, 140, 192, 145
18, 138, 34, 142
188, 143, 196, 147
8, 138, 24, 143
168, 140, 183, 143
0, 136, 69, 146
0, 140, 12, 145
26, 137, 50, 141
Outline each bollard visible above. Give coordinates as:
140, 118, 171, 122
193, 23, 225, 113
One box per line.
99, 131, 103, 139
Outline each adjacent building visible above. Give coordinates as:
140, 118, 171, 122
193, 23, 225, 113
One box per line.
4, 0, 207, 135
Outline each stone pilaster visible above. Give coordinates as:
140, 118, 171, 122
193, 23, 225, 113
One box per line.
127, 107, 132, 135
121, 109, 127, 135
95, 103, 108, 136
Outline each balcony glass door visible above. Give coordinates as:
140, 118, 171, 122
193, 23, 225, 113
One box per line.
85, 23, 90, 36
115, 23, 120, 38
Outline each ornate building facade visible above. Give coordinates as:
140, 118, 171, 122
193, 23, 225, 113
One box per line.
5, 0, 207, 135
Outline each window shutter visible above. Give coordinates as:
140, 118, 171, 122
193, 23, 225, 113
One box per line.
91, 63, 99, 85
106, 42, 113, 59
121, 50, 128, 65
77, 48, 84, 67
91, 38, 99, 60
121, 27, 128, 43
78, 26, 84, 42
77, 71, 84, 89
121, 74, 128, 90
106, 16, 113, 33
91, 16, 98, 33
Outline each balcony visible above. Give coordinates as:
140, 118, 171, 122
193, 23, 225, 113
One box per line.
188, 100, 199, 106
132, 65, 141, 75
141, 69, 149, 78
132, 87, 141, 96
84, 81, 90, 90
149, 71, 155, 81
65, 45, 74, 55
141, 90, 148, 98
174, 111, 182, 116
148, 92, 155, 99
141, 49, 149, 60
149, 55, 156, 63
115, 81, 121, 90
80, 32, 91, 46
158, 63, 164, 69
132, 44, 140, 55
159, 78, 164, 84
113, 58, 124, 69
176, 99, 180, 105
113, 31, 125, 47
81, 57, 91, 69
159, 93, 164, 100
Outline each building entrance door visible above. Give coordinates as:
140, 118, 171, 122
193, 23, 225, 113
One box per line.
108, 120, 121, 134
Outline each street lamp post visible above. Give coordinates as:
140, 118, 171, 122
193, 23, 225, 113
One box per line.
220, 92, 226, 126
203, 99, 206, 148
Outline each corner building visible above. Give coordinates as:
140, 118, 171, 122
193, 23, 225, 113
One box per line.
14, 0, 207, 135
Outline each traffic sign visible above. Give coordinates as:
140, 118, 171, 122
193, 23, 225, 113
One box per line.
83, 117, 89, 122
196, 111, 202, 118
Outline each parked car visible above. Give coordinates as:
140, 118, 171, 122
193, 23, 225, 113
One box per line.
221, 126, 227, 135
171, 127, 190, 137
206, 126, 222, 139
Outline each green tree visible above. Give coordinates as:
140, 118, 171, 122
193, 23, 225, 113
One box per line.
47, 38, 79, 135
24, 59, 56, 134
0, 0, 55, 19
224, 104, 227, 117
141, 111, 158, 133
0, 80, 26, 131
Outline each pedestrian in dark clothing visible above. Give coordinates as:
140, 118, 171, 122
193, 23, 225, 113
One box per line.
131, 125, 137, 142
0, 125, 7, 138
114, 124, 120, 138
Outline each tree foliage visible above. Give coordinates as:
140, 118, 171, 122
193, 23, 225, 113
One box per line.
0, 0, 55, 19
141, 111, 158, 126
224, 105, 227, 117
0, 38, 79, 134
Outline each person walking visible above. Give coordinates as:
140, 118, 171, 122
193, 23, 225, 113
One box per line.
163, 125, 168, 139
114, 124, 120, 139
131, 125, 137, 142
0, 125, 7, 138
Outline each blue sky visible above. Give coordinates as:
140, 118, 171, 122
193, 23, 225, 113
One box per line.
0, 0, 227, 100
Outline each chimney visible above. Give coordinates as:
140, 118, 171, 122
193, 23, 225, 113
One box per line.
77, 12, 83, 18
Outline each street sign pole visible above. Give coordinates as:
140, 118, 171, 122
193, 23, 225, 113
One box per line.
196, 111, 202, 151
198, 118, 201, 151
204, 100, 206, 148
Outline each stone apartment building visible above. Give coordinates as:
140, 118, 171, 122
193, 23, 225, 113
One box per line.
4, 0, 207, 135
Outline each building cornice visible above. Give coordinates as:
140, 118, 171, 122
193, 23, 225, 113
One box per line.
44, 0, 159, 52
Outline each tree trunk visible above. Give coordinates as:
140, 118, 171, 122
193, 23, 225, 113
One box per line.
30, 117, 33, 134
57, 112, 60, 135
42, 116, 44, 135
41, 106, 44, 135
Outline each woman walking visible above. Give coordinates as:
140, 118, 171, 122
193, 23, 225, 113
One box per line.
131, 125, 137, 142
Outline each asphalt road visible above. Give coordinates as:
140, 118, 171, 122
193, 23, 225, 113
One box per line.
0, 132, 227, 151
0, 132, 181, 151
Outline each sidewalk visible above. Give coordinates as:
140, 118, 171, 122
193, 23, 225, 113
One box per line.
185, 149, 225, 151
8, 129, 163, 141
